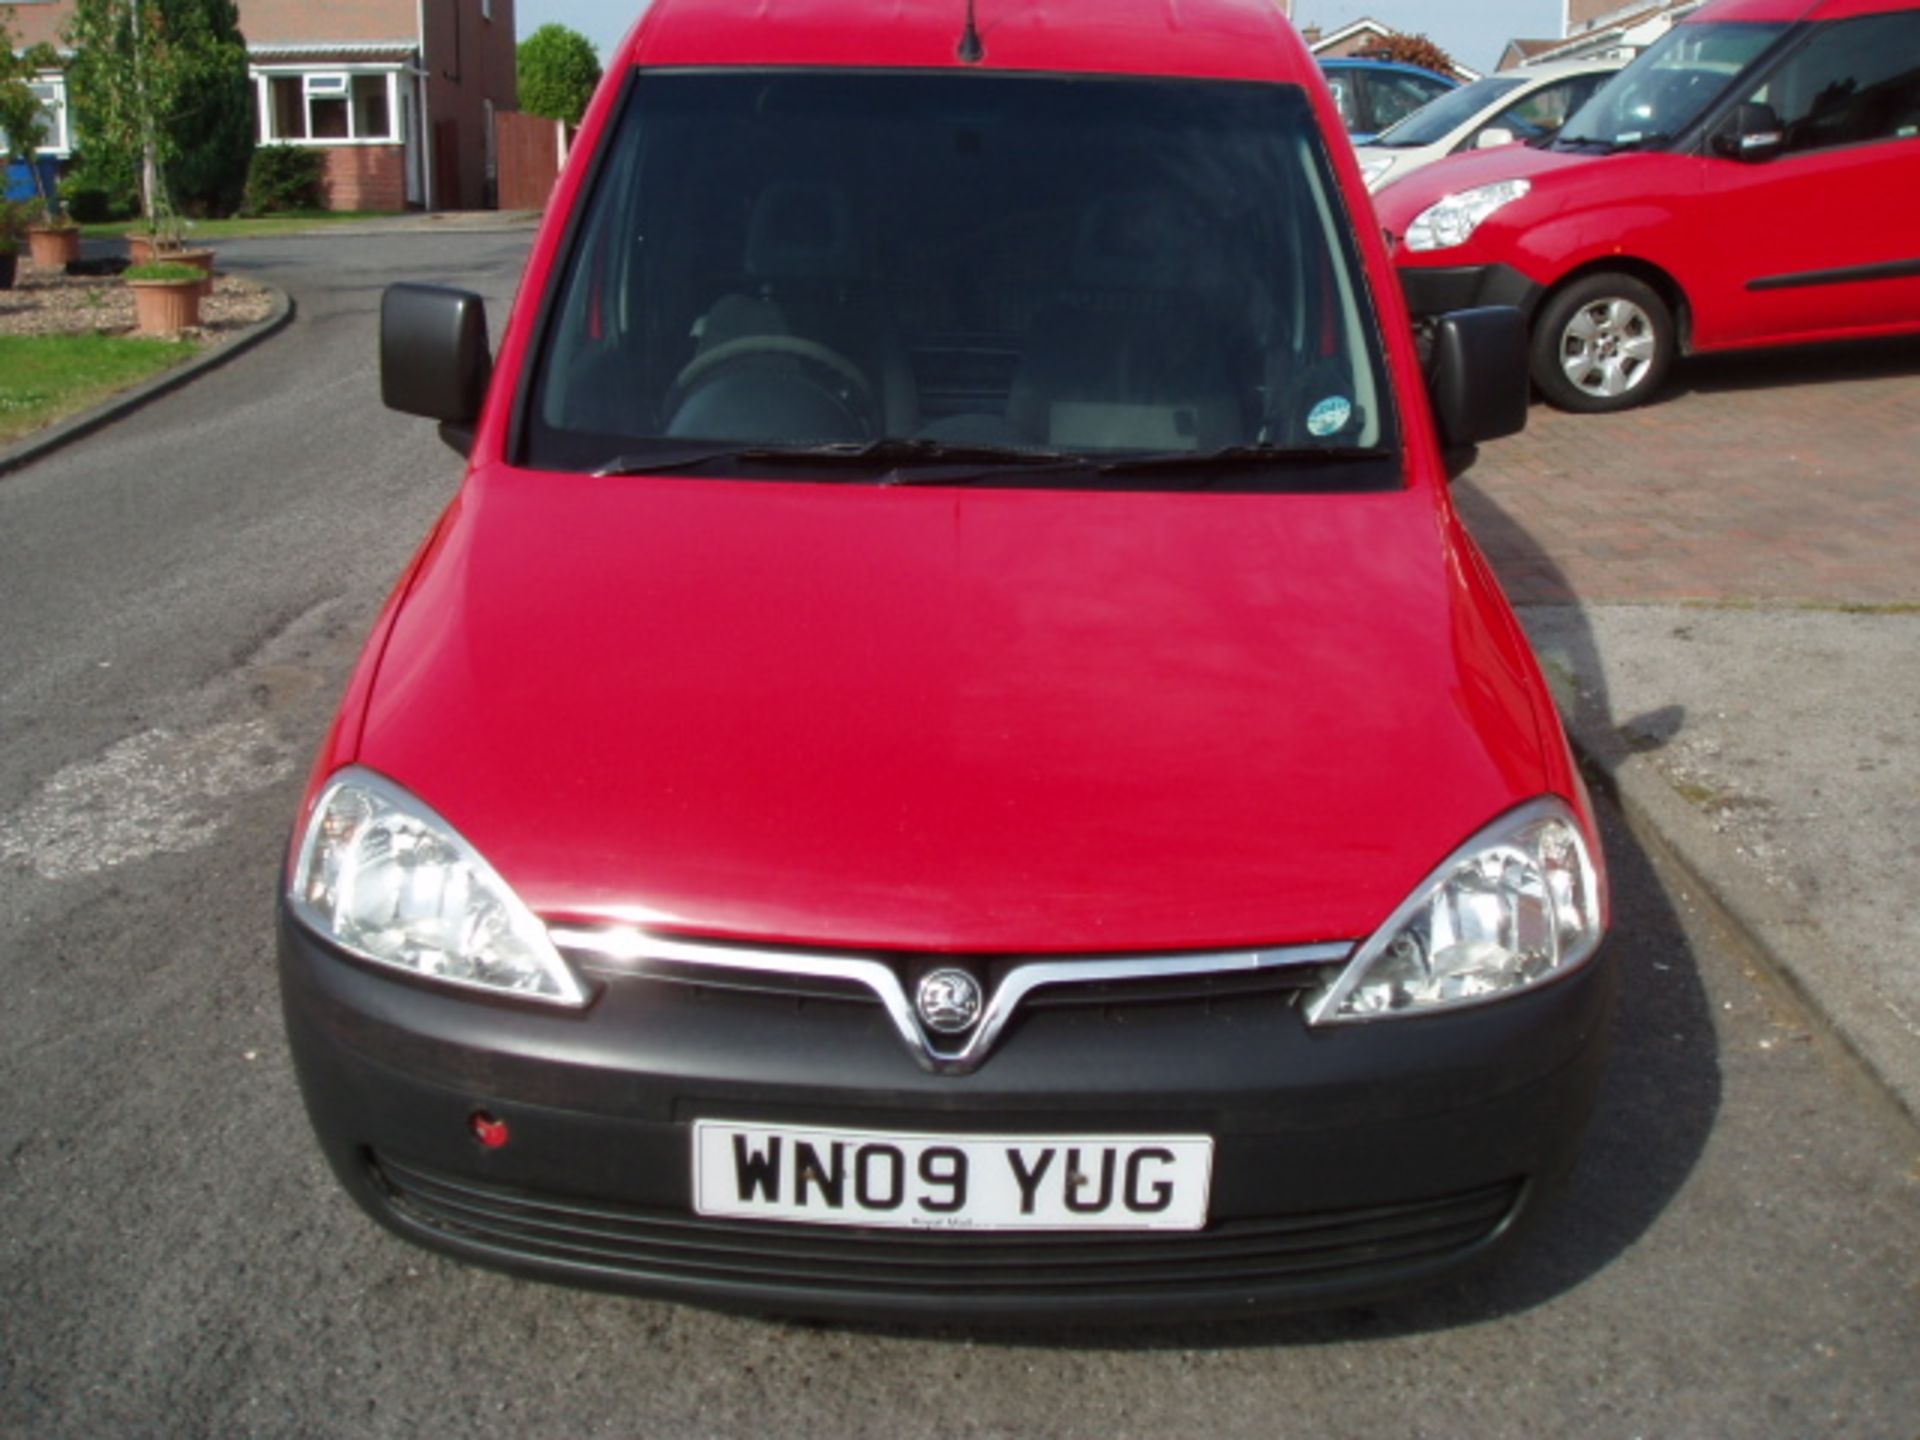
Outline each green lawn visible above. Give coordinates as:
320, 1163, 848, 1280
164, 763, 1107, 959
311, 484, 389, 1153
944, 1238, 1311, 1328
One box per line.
80, 210, 396, 241
0, 334, 201, 444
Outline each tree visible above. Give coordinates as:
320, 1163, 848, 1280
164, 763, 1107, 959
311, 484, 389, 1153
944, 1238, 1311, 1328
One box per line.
63, 0, 253, 229
1357, 33, 1461, 79
156, 0, 252, 215
518, 23, 601, 127
0, 10, 62, 220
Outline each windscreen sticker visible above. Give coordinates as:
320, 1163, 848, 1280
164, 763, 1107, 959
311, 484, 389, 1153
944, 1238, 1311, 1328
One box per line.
1307, 396, 1353, 438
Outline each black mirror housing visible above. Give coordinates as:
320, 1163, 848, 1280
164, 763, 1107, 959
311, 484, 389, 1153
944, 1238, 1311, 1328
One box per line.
1713, 101, 1786, 162
381, 284, 493, 454
1426, 306, 1528, 459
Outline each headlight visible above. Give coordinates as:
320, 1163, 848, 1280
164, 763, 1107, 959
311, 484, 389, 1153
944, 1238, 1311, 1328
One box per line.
1403, 178, 1531, 252
289, 767, 587, 1006
1359, 156, 1396, 190
1306, 797, 1604, 1025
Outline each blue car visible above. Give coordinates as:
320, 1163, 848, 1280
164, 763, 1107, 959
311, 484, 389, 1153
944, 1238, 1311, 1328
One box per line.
1318, 57, 1458, 143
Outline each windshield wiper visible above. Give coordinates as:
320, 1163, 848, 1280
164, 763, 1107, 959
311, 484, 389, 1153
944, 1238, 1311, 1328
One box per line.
595, 440, 1395, 490
1085, 444, 1397, 488
1554, 132, 1664, 155
888, 443, 1399, 489
594, 438, 1076, 478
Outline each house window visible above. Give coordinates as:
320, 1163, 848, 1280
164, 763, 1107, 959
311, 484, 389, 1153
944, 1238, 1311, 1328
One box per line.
307, 73, 350, 138
353, 75, 392, 138
0, 73, 71, 156
258, 69, 402, 145
267, 75, 305, 138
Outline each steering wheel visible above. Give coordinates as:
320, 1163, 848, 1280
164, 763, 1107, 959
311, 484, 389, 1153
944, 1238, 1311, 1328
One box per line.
666, 335, 881, 437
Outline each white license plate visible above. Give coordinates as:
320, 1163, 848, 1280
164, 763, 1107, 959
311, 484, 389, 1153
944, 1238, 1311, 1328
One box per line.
693, 1121, 1212, 1231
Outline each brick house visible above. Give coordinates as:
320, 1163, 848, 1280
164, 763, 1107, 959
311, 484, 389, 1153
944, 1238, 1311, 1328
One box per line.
1511, 0, 1706, 66
4, 0, 517, 211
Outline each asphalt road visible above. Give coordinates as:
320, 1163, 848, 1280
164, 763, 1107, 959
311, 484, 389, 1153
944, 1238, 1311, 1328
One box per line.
2, 232, 1917, 1439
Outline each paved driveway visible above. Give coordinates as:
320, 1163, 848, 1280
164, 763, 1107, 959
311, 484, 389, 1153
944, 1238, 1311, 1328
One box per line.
1460, 336, 1920, 605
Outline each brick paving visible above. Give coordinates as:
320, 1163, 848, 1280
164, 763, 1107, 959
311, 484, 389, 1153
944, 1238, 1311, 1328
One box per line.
1456, 336, 1920, 606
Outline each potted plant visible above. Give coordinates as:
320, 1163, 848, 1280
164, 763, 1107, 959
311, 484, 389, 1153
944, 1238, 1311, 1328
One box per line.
0, 199, 25, 290
125, 259, 203, 334
25, 202, 81, 270
126, 208, 184, 265
129, 206, 215, 294
0, 20, 73, 271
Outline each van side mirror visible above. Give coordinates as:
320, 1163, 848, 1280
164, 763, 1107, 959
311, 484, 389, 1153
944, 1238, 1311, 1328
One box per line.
381, 283, 492, 456
1474, 125, 1517, 150
1712, 101, 1785, 162
1425, 306, 1528, 472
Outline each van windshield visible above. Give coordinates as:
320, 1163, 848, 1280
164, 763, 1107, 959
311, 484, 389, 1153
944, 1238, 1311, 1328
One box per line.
523, 72, 1400, 489
1373, 75, 1526, 148
1555, 22, 1787, 152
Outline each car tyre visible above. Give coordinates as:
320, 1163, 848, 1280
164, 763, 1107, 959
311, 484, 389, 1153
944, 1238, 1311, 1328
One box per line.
1531, 273, 1674, 413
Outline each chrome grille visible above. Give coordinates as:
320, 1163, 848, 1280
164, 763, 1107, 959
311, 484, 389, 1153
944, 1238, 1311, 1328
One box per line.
550, 927, 1351, 1074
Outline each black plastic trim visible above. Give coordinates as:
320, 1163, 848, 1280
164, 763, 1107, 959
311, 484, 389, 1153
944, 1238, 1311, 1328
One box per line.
1399, 264, 1543, 321
1748, 258, 1920, 293
279, 902, 1614, 1319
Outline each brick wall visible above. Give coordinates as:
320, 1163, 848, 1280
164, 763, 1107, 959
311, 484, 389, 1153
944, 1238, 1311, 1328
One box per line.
422, 0, 519, 210
323, 146, 407, 211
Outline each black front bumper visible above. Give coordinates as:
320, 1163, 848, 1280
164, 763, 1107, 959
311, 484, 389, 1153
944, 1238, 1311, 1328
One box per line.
1400, 263, 1545, 322
279, 908, 1615, 1323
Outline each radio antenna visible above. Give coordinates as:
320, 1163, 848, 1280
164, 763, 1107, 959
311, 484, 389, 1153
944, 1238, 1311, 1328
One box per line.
958, 0, 986, 62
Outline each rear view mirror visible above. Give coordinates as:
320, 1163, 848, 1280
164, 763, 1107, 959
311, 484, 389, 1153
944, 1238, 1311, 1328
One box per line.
1712, 101, 1785, 162
381, 284, 492, 456
1425, 306, 1528, 471
1475, 126, 1517, 150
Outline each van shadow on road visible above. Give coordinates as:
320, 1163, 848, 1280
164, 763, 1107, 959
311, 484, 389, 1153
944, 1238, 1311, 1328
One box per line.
1660, 332, 1920, 404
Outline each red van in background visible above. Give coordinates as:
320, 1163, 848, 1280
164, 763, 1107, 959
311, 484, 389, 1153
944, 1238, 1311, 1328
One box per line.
1377, 0, 1920, 411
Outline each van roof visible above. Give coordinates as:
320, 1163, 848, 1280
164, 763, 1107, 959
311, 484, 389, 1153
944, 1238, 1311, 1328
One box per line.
1687, 0, 1906, 23
625, 0, 1317, 83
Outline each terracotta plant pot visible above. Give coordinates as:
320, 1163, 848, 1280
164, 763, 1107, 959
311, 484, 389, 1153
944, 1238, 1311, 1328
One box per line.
127, 233, 182, 266
27, 224, 81, 271
129, 276, 203, 336
170, 247, 217, 298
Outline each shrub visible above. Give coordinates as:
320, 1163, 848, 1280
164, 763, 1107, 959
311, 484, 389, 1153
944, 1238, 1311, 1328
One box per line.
62, 150, 143, 222
0, 198, 29, 254
243, 145, 327, 214
1356, 34, 1462, 78
159, 0, 255, 216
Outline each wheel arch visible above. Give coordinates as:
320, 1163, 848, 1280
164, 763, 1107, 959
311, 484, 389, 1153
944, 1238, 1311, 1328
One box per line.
1538, 257, 1694, 355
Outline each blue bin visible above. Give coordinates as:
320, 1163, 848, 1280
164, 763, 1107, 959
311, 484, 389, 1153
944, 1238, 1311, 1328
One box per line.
4, 156, 61, 205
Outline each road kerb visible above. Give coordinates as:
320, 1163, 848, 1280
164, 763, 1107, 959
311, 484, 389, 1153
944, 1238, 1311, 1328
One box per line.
0, 284, 297, 481
1568, 722, 1920, 1127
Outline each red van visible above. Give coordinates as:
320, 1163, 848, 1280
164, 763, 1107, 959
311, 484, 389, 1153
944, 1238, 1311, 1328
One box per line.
1378, 0, 1920, 411
278, 0, 1613, 1322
